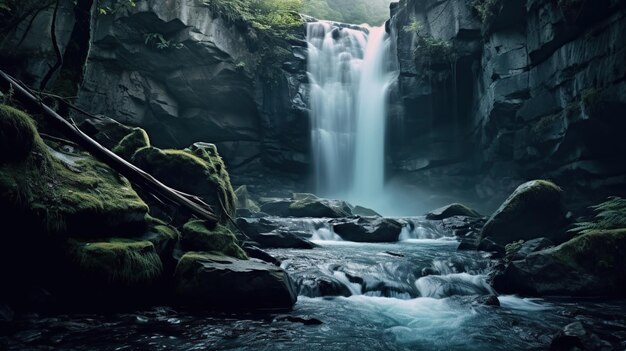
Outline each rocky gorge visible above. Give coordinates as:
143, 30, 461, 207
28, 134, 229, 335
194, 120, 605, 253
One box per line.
1, 0, 626, 350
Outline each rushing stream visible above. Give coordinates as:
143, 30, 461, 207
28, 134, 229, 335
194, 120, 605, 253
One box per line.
6, 217, 626, 350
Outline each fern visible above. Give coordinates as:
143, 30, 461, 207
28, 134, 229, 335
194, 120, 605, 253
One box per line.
570, 197, 626, 235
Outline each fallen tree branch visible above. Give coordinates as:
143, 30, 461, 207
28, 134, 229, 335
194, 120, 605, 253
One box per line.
0, 69, 219, 224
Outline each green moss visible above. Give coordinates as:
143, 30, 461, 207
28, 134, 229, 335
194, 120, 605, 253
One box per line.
0, 104, 37, 163
505, 180, 562, 212
471, 0, 501, 23
112, 127, 150, 160
505, 240, 524, 262
0, 106, 148, 236
181, 220, 248, 260
553, 229, 626, 273
67, 238, 163, 286
132, 144, 236, 222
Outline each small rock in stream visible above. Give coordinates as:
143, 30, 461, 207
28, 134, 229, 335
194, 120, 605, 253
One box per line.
273, 315, 323, 325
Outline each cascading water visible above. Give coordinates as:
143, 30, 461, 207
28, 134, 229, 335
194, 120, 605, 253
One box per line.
307, 22, 396, 209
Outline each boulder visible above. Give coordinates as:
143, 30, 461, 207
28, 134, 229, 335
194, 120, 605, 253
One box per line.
131, 143, 235, 221
65, 239, 163, 291
352, 205, 382, 217
174, 252, 297, 310
493, 229, 626, 296
289, 198, 352, 218
112, 128, 150, 160
511, 237, 554, 261
251, 231, 317, 249
426, 203, 481, 220
259, 198, 292, 217
481, 180, 568, 245
295, 275, 352, 298
180, 220, 247, 260
332, 217, 402, 242
0, 107, 149, 237
242, 245, 281, 266
550, 322, 613, 351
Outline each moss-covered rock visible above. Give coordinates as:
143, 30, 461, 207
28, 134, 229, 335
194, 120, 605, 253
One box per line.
132, 143, 236, 222
480, 180, 567, 245
0, 105, 36, 163
426, 203, 482, 220
493, 229, 626, 296
112, 127, 150, 160
174, 251, 297, 311
66, 238, 163, 288
180, 220, 247, 260
142, 215, 180, 265
79, 117, 133, 149
0, 107, 149, 237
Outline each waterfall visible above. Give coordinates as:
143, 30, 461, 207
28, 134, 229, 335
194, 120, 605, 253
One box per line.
307, 22, 396, 210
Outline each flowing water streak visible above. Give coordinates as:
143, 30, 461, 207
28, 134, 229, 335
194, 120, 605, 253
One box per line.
307, 22, 396, 208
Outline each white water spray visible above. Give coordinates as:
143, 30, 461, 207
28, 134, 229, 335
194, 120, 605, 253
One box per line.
307, 22, 396, 210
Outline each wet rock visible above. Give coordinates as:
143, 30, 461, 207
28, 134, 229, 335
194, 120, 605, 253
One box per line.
416, 273, 494, 298
175, 252, 297, 311
332, 217, 403, 242
242, 245, 281, 266
426, 203, 481, 220
477, 238, 505, 257
512, 237, 554, 261
79, 117, 133, 149
481, 180, 568, 245
252, 231, 318, 249
289, 198, 352, 218
273, 315, 323, 325
260, 199, 293, 217
550, 322, 613, 351
235, 185, 260, 213
296, 275, 352, 298
352, 205, 382, 217
473, 295, 500, 307
493, 229, 626, 296
421, 267, 440, 276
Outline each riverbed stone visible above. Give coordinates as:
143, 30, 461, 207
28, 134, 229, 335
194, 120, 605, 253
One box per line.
332, 217, 402, 242
493, 229, 626, 296
426, 203, 481, 220
480, 180, 568, 245
174, 252, 298, 310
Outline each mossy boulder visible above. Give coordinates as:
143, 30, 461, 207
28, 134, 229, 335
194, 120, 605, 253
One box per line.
493, 229, 626, 296
66, 238, 163, 289
132, 143, 235, 222
0, 108, 149, 237
112, 128, 150, 160
480, 180, 567, 245
0, 105, 36, 163
426, 203, 481, 220
142, 216, 180, 269
174, 252, 297, 311
180, 220, 248, 260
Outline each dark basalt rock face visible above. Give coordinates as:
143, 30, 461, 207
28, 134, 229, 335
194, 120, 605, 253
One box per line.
389, 0, 626, 212
0, 0, 311, 198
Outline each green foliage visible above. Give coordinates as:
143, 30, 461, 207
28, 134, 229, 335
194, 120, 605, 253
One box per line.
181, 220, 248, 260
203, 0, 303, 30
471, 0, 500, 23
96, 0, 136, 16
402, 19, 423, 34
67, 238, 163, 286
302, 0, 393, 25
505, 240, 524, 262
112, 127, 150, 160
144, 33, 184, 50
571, 197, 626, 235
